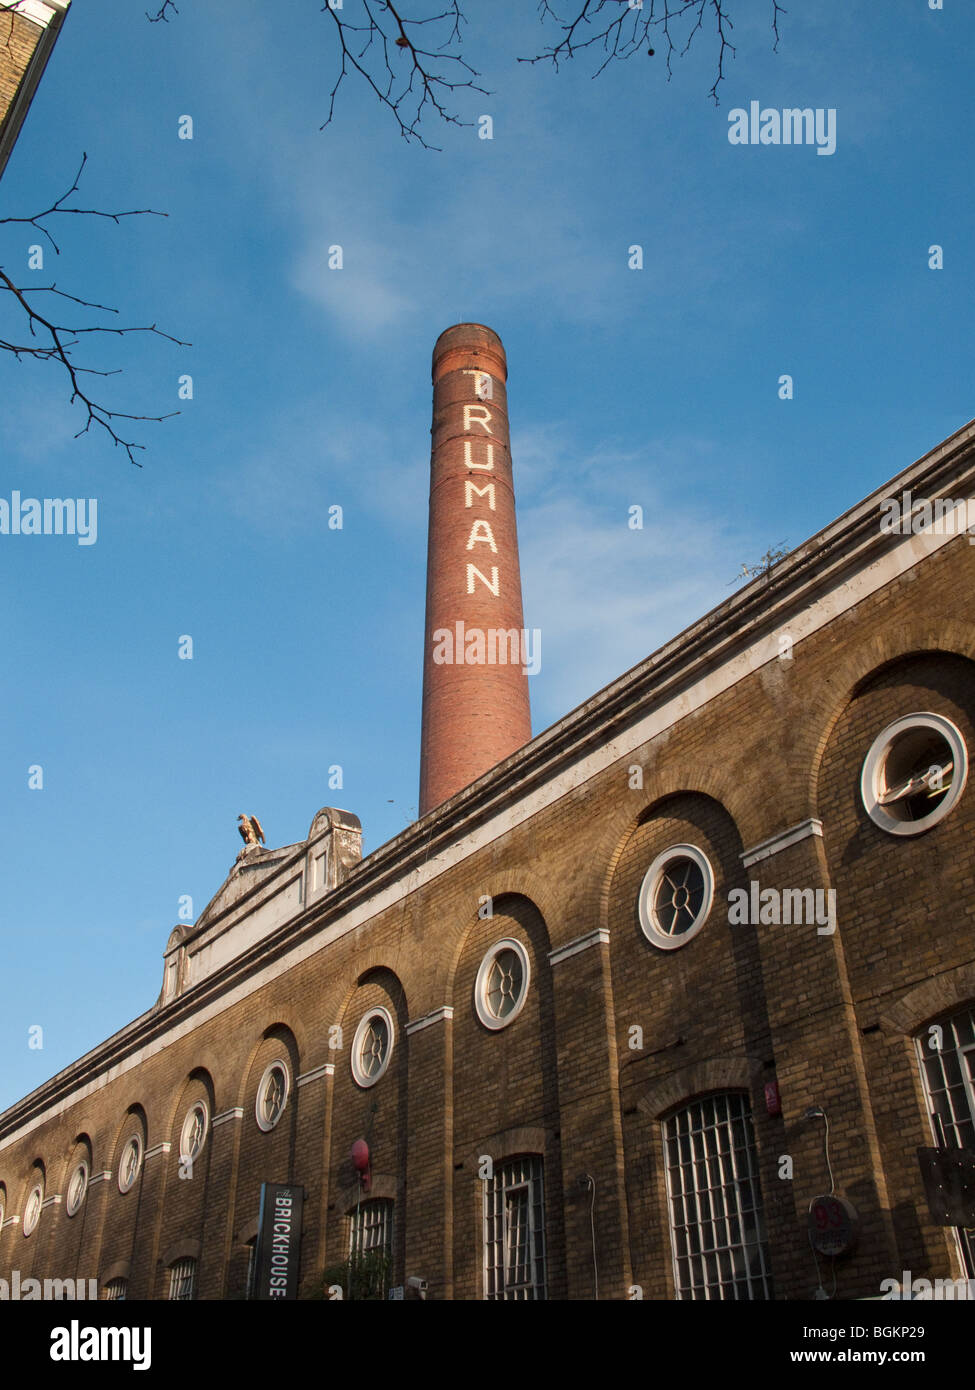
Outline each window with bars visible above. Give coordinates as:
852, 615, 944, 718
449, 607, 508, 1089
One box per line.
915, 1003, 975, 1277
663, 1092, 773, 1300
168, 1258, 196, 1301
350, 1198, 393, 1260
102, 1278, 127, 1301
345, 1199, 393, 1300
483, 1155, 547, 1300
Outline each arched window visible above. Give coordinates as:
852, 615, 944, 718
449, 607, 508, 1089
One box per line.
102, 1278, 127, 1301
483, 1155, 546, 1300
168, 1258, 196, 1301
663, 1092, 773, 1299
916, 1004, 975, 1276
350, 1197, 394, 1264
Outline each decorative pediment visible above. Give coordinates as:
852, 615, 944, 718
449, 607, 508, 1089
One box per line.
194, 843, 301, 934
155, 808, 362, 1009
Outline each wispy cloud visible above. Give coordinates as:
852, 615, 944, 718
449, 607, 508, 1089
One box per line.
514, 430, 749, 725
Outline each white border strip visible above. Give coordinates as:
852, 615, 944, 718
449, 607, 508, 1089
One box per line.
549, 929, 610, 966
296, 1063, 334, 1087
211, 1108, 243, 1129
405, 1006, 454, 1035
741, 818, 824, 868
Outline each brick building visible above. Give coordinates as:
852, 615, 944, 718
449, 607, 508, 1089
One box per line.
0, 0, 70, 181
1, 326, 974, 1302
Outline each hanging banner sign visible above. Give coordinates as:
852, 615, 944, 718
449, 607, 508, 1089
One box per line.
253, 1182, 304, 1300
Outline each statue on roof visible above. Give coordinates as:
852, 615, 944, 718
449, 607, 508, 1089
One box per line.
237, 813, 266, 847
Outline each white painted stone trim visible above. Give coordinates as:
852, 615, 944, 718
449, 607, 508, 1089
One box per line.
144, 1142, 172, 1162
6, 0, 70, 26
87, 1170, 112, 1186
296, 1063, 334, 1087
741, 819, 824, 868
211, 1108, 244, 1129
406, 1006, 454, 1035
41, 1193, 62, 1208
549, 929, 610, 965
2, 1215, 21, 1228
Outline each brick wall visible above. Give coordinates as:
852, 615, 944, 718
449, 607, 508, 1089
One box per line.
1, 527, 974, 1300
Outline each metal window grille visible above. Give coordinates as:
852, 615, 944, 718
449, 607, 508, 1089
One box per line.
663, 1092, 773, 1300
168, 1257, 196, 1301
916, 1005, 975, 1276
102, 1278, 127, 1301
349, 1198, 393, 1261
483, 1155, 546, 1300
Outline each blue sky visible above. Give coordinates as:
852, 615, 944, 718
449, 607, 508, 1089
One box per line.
1, 0, 972, 1110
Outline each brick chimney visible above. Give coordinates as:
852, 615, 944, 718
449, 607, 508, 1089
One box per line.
419, 324, 532, 815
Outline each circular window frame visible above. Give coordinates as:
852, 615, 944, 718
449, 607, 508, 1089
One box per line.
22, 1184, 43, 1237
474, 938, 532, 1031
255, 1061, 291, 1132
118, 1136, 143, 1194
179, 1102, 209, 1163
860, 712, 968, 837
351, 1007, 395, 1088
638, 843, 715, 951
65, 1161, 89, 1217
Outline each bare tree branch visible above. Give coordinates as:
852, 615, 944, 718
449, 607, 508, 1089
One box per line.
522, 0, 786, 105
145, 0, 179, 19
319, 0, 489, 150
0, 156, 189, 465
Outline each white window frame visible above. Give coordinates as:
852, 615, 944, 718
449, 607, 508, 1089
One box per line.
915, 1005, 975, 1278
663, 1092, 773, 1300
860, 712, 968, 836
65, 1161, 88, 1217
22, 1183, 43, 1237
483, 1155, 547, 1300
179, 1101, 209, 1162
639, 844, 715, 951
255, 1061, 290, 1132
102, 1277, 127, 1302
351, 1008, 395, 1088
117, 1136, 143, 1194
474, 938, 531, 1031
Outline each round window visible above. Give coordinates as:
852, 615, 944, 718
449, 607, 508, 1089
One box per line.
351, 1008, 395, 1088
638, 844, 715, 950
22, 1184, 43, 1237
118, 1137, 143, 1194
255, 1062, 290, 1131
179, 1103, 209, 1162
474, 939, 531, 1030
65, 1162, 89, 1217
861, 713, 968, 836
